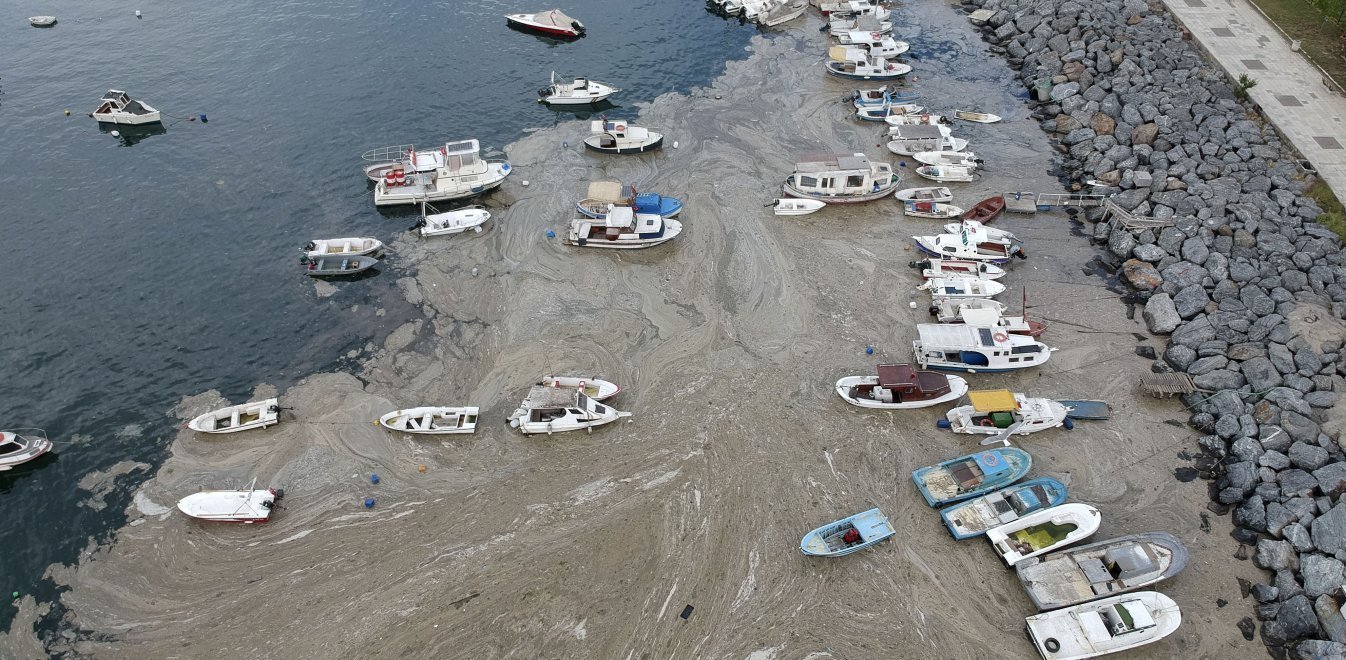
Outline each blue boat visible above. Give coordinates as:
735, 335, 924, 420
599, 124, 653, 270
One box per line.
911, 448, 1032, 507
938, 477, 1068, 540
800, 507, 896, 557
851, 85, 921, 109
576, 182, 683, 219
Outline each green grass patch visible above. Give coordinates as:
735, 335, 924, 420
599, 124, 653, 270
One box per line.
1307, 179, 1346, 238
1248, 0, 1346, 86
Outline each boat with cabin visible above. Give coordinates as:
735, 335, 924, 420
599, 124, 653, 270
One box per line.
987, 503, 1102, 567
911, 447, 1032, 507
827, 16, 892, 34
834, 363, 968, 409
507, 385, 631, 434
303, 237, 383, 259
895, 186, 953, 203
825, 47, 911, 80
940, 478, 1069, 540
800, 508, 896, 557
187, 398, 280, 434
915, 164, 978, 182
759, 0, 807, 25
177, 484, 283, 523
910, 258, 1007, 281
564, 207, 682, 249
576, 181, 682, 218
0, 429, 52, 471
933, 300, 1046, 337
826, 1, 891, 20
417, 203, 491, 236
539, 375, 620, 401
783, 152, 900, 203
941, 390, 1070, 437
885, 125, 968, 155
584, 117, 663, 154
913, 226, 1022, 263
90, 90, 161, 125
834, 31, 910, 58
304, 254, 378, 277
505, 9, 585, 38
903, 201, 964, 219
912, 323, 1055, 373
913, 150, 982, 168
850, 84, 920, 108
1017, 532, 1189, 611
539, 72, 619, 105
1025, 591, 1182, 660
920, 277, 1006, 301
942, 220, 1015, 243
373, 139, 512, 206
378, 407, 479, 434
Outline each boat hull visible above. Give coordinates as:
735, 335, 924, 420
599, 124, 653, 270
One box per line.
986, 503, 1102, 567
1016, 531, 1188, 611
374, 162, 512, 206
92, 112, 162, 125
911, 448, 1032, 507
1026, 591, 1181, 660
894, 187, 954, 203
582, 135, 664, 154
800, 508, 895, 556
504, 15, 583, 38
835, 374, 968, 409
945, 398, 1069, 435
540, 376, 620, 401
379, 407, 479, 434
187, 399, 280, 434
824, 64, 909, 81
0, 430, 52, 471
177, 489, 278, 523
565, 218, 683, 249
783, 180, 898, 204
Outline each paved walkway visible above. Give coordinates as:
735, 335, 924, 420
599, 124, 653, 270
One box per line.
1162, 0, 1346, 203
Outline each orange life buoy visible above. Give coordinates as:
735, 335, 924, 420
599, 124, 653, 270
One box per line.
980, 418, 996, 427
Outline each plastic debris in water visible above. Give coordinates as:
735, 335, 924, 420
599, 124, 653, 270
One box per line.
545, 229, 556, 238
418, 464, 427, 473
866, 345, 874, 355
110, 130, 120, 137
679, 605, 694, 619
370, 473, 380, 485
135, 10, 142, 17
364, 498, 376, 509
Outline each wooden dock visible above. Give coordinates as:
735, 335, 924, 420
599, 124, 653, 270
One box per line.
1099, 200, 1175, 230
1001, 191, 1107, 213
1139, 372, 1196, 399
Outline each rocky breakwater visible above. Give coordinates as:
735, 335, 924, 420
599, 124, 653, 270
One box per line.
962, 0, 1346, 657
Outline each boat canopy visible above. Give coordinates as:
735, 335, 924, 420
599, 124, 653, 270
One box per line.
604, 206, 636, 228
102, 90, 130, 103
587, 180, 623, 201
968, 389, 1018, 413
917, 323, 998, 349
972, 451, 1012, 477
1103, 544, 1160, 579
875, 364, 917, 388
890, 125, 946, 139
795, 153, 872, 173
535, 9, 581, 28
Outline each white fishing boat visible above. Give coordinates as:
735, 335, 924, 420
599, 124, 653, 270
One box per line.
29, 16, 57, 27
913, 223, 1022, 262
759, 0, 807, 26
539, 375, 621, 401
920, 276, 1006, 301
417, 203, 491, 237
895, 186, 954, 203
854, 102, 924, 122
913, 323, 1055, 373
928, 297, 1009, 321
954, 109, 1002, 123
1025, 591, 1182, 660
833, 30, 910, 58
886, 113, 948, 126
539, 72, 619, 105
903, 201, 964, 219
504, 9, 585, 37
915, 164, 977, 183
941, 220, 1016, 243
943, 390, 1070, 437
1017, 532, 1190, 612
378, 407, 479, 434
827, 15, 891, 35
913, 150, 981, 168
564, 207, 682, 249
303, 237, 383, 259
783, 152, 900, 204
373, 139, 512, 207
187, 398, 281, 434
740, 0, 780, 22
825, 1, 891, 20
835, 363, 968, 409
885, 126, 968, 155
986, 503, 1102, 567
0, 429, 52, 471
943, 304, 1046, 336
770, 198, 827, 216
508, 386, 631, 435
584, 117, 663, 154
177, 483, 282, 523
825, 47, 911, 80
90, 90, 161, 125
911, 258, 1007, 281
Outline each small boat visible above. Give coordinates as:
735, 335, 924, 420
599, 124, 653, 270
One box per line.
912, 150, 981, 168
835, 363, 968, 409
894, 186, 953, 203
854, 102, 924, 122
962, 195, 1006, 223
913, 323, 1055, 373
954, 109, 1002, 123
770, 198, 827, 216
759, 0, 807, 26
850, 84, 920, 108
539, 72, 618, 105
90, 90, 161, 125
783, 152, 900, 204
1059, 400, 1111, 420
539, 375, 621, 401
418, 203, 491, 237
576, 181, 682, 219
303, 237, 383, 259
834, 31, 911, 59
933, 301, 1047, 337
507, 385, 631, 435
1025, 592, 1182, 660
911, 447, 1032, 507
1017, 532, 1189, 611
827, 16, 892, 35
187, 398, 280, 434
505, 9, 585, 38
0, 429, 53, 471
584, 117, 663, 154
915, 165, 977, 183
28, 16, 57, 27
987, 503, 1102, 567
373, 139, 512, 207
827, 2, 890, 21
920, 277, 1006, 300
564, 207, 682, 249
885, 113, 949, 126
941, 220, 1016, 243
909, 258, 1007, 281
885, 125, 967, 155
304, 254, 378, 277
800, 508, 896, 557
903, 201, 965, 219
940, 478, 1069, 540
378, 407, 479, 434
825, 47, 911, 81
913, 222, 1022, 262
941, 390, 1070, 438
177, 484, 282, 523
927, 297, 1009, 321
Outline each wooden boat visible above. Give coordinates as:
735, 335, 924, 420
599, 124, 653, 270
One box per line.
1025, 592, 1181, 660
1017, 532, 1189, 611
304, 254, 378, 277
800, 508, 896, 557
941, 390, 1070, 438
29, 16, 57, 27
378, 407, 479, 434
303, 237, 383, 259
854, 102, 924, 121
954, 109, 1002, 123
187, 398, 280, 434
911, 447, 1032, 507
1059, 400, 1111, 420
903, 201, 964, 219
825, 47, 911, 81
886, 113, 948, 126
920, 277, 1006, 301
962, 195, 1006, 223
783, 152, 900, 204
507, 386, 630, 435
909, 258, 1007, 281
577, 182, 682, 219
0, 429, 52, 471
940, 477, 1069, 540
373, 139, 512, 207
90, 90, 161, 125
564, 207, 682, 249
913, 150, 981, 168
584, 117, 663, 154
934, 301, 1047, 337
759, 0, 807, 26
539, 375, 620, 401
539, 72, 618, 105
505, 9, 585, 38
987, 503, 1102, 567
915, 164, 977, 182
177, 485, 282, 523
770, 198, 827, 216
835, 363, 969, 409
913, 323, 1055, 373
895, 186, 953, 203
418, 204, 491, 236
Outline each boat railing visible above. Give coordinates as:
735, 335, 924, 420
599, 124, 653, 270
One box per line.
1, 427, 48, 439
361, 144, 416, 162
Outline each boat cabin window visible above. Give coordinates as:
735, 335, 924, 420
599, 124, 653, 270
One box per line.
593, 404, 607, 414
567, 408, 583, 416
798, 176, 818, 187
0, 440, 22, 455
530, 408, 566, 422
1010, 345, 1041, 354
846, 175, 864, 187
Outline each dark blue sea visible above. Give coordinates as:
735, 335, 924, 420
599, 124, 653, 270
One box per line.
0, 0, 755, 630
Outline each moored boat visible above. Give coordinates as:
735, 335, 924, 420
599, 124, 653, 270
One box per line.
827, 16, 892, 35
941, 220, 1016, 243
507, 386, 631, 434
783, 152, 900, 203
800, 507, 896, 557
962, 195, 1006, 223
1025, 591, 1182, 660
927, 297, 1009, 321
29, 16, 57, 27
770, 198, 827, 216
187, 398, 280, 434
825, 46, 911, 81
935, 301, 1047, 336
303, 237, 383, 259
417, 203, 491, 236
833, 31, 911, 58
911, 447, 1032, 507
913, 150, 981, 168
539, 72, 618, 105
564, 207, 682, 249
177, 485, 282, 523
539, 375, 621, 401
304, 254, 378, 277
940, 477, 1069, 540
941, 390, 1070, 437
855, 102, 923, 121
90, 90, 161, 125
0, 429, 53, 471
903, 200, 964, 219
915, 164, 977, 182
894, 186, 953, 203
373, 139, 512, 206
1017, 532, 1189, 611
913, 323, 1055, 373
910, 258, 1007, 281
577, 181, 682, 218
835, 363, 968, 409
954, 109, 1002, 123
850, 84, 920, 108
885, 113, 949, 126
505, 9, 585, 38
912, 223, 1022, 262
920, 276, 1006, 301
759, 0, 807, 25
584, 117, 663, 154
378, 407, 479, 434
987, 503, 1102, 567
885, 125, 967, 155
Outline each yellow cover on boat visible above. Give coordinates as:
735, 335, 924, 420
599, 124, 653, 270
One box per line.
968, 390, 1018, 413
828, 45, 850, 62
587, 180, 622, 201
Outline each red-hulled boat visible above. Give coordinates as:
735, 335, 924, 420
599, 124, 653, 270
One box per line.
505, 9, 585, 38
961, 195, 1006, 223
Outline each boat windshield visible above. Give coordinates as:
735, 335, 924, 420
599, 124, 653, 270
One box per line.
0, 440, 22, 456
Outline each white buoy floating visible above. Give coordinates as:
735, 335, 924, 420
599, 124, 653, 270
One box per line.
521, 180, 529, 187
673, 141, 679, 149
110, 130, 120, 137
909, 301, 918, 309
135, 10, 142, 17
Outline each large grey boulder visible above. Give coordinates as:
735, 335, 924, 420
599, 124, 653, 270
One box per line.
1255, 538, 1300, 571
1143, 293, 1181, 333
1278, 594, 1322, 642
1312, 502, 1346, 556
1300, 554, 1346, 598
1290, 441, 1331, 471
1242, 356, 1285, 392
1172, 285, 1211, 319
